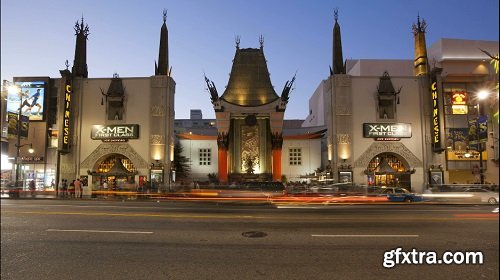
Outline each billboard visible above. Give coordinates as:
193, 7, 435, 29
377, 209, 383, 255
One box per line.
91, 124, 140, 140
363, 123, 412, 138
6, 79, 47, 121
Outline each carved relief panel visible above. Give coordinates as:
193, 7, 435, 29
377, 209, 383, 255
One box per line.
241, 125, 260, 173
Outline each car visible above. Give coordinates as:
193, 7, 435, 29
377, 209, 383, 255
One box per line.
381, 187, 423, 203
463, 188, 499, 204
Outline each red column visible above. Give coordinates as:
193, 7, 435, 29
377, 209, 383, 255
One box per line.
218, 148, 228, 184
272, 149, 282, 182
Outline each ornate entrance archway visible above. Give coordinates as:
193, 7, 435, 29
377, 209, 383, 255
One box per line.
364, 153, 415, 189
355, 142, 422, 191
92, 154, 137, 190
81, 143, 149, 191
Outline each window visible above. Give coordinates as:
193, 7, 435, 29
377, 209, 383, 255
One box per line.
199, 148, 211, 166
289, 148, 302, 165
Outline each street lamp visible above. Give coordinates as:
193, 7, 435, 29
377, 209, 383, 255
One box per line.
474, 89, 490, 184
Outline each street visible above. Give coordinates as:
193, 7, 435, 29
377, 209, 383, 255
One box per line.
1, 199, 498, 280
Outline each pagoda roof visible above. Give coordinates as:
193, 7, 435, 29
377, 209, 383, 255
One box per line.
220, 48, 279, 106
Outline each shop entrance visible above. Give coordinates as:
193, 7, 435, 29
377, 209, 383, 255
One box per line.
365, 153, 413, 191
91, 154, 137, 191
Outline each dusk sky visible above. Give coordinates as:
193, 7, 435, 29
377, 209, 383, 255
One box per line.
2, 0, 498, 119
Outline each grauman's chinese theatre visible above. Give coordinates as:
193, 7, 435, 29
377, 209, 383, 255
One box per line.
203, 37, 296, 183
62, 12, 175, 191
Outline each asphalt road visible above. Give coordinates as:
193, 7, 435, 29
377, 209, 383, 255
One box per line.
1, 199, 498, 280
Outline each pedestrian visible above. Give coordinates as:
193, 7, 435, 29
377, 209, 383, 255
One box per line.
102, 180, 108, 198
61, 179, 68, 198
74, 178, 82, 198
144, 179, 151, 194
29, 179, 36, 197
68, 180, 75, 198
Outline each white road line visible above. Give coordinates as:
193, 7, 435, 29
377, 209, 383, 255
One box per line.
311, 234, 419, 238
46, 229, 153, 234
276, 206, 487, 212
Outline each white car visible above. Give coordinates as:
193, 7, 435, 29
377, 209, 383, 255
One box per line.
463, 188, 499, 204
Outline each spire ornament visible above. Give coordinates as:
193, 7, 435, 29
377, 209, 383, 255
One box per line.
412, 14, 427, 35
332, 8, 345, 74
163, 9, 167, 24
155, 9, 169, 75
72, 16, 89, 77
74, 17, 90, 38
235, 35, 240, 49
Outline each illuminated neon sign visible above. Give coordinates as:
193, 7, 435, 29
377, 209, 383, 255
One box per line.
430, 79, 443, 152
61, 82, 72, 152
451, 91, 468, 114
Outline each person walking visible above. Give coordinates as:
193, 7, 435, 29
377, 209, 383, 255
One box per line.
68, 180, 75, 198
29, 179, 36, 198
74, 178, 82, 199
61, 179, 68, 198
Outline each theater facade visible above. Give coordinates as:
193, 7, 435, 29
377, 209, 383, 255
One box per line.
302, 15, 498, 192
1, 14, 175, 192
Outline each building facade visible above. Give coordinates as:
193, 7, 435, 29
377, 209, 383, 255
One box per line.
1, 14, 176, 192
309, 15, 499, 192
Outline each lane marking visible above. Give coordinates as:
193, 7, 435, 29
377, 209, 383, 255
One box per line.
46, 229, 153, 234
3, 211, 498, 221
3, 210, 254, 219
276, 205, 494, 212
312, 234, 419, 238
453, 213, 499, 218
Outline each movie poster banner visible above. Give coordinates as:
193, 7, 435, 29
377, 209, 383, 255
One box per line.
6, 80, 47, 121
468, 116, 488, 145
7, 112, 29, 138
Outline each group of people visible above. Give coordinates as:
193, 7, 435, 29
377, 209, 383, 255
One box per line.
59, 178, 83, 198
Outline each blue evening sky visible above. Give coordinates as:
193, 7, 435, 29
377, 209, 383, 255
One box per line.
1, 0, 498, 119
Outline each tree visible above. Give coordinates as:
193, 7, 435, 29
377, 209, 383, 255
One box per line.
173, 141, 190, 182
207, 173, 219, 184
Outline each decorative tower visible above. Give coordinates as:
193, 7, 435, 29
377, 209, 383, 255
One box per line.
332, 9, 345, 75
412, 15, 428, 76
72, 17, 89, 78
155, 9, 169, 76
150, 9, 176, 189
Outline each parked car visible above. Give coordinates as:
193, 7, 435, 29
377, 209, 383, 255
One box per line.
463, 188, 499, 204
381, 187, 423, 203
